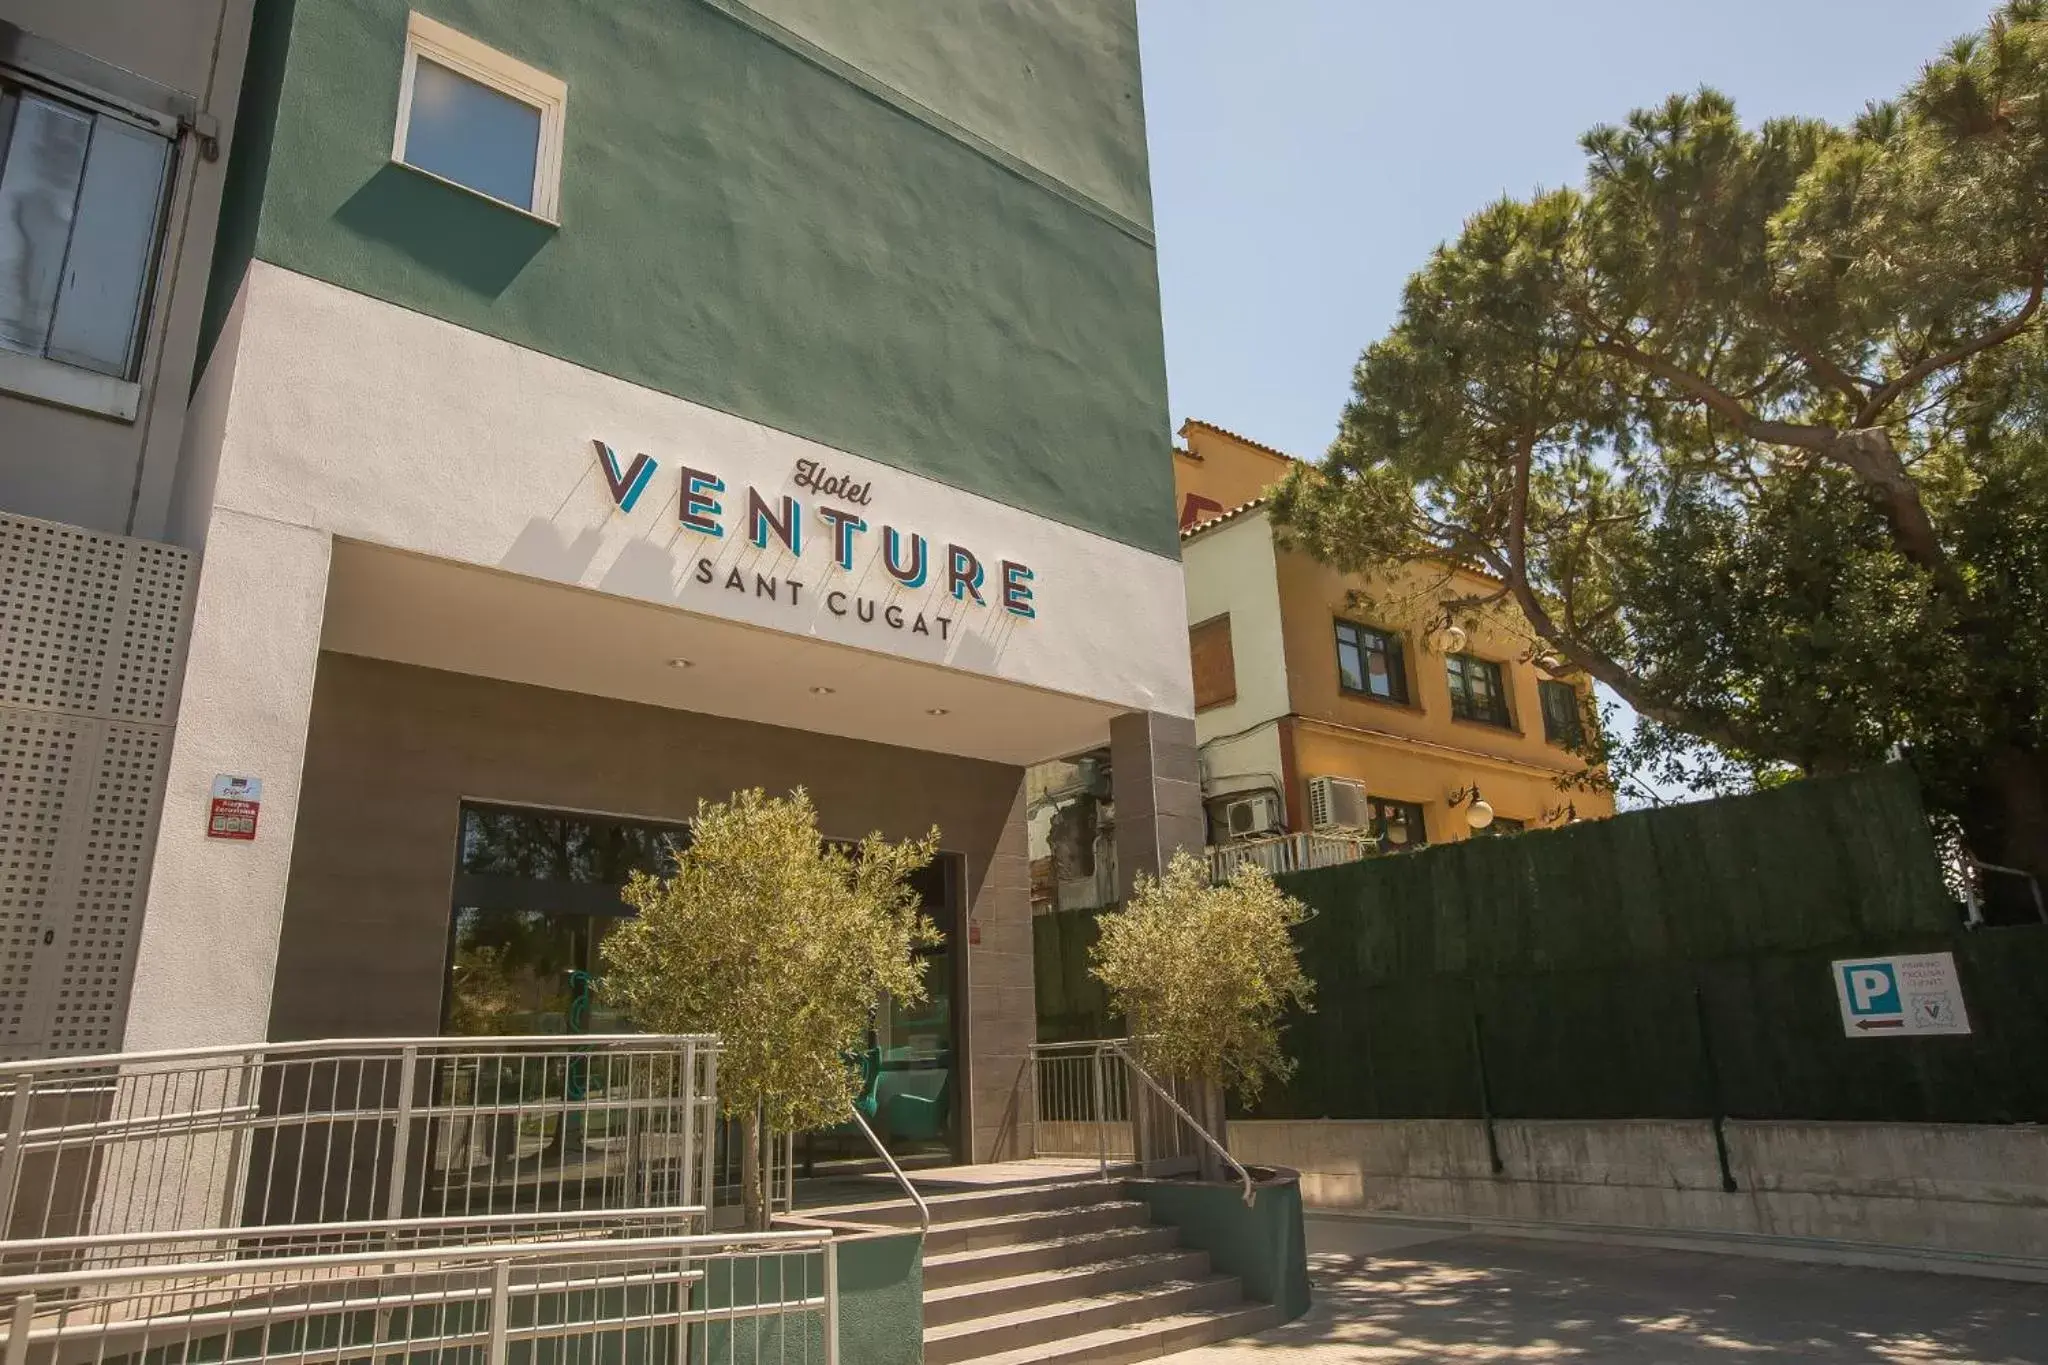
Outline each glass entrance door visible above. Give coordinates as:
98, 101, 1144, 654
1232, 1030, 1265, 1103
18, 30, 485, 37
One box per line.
860, 855, 960, 1160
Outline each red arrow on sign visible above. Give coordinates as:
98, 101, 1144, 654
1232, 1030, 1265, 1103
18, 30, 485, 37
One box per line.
1855, 1018, 1905, 1031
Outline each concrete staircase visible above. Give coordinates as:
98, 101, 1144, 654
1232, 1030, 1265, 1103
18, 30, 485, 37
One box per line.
829, 1177, 1279, 1363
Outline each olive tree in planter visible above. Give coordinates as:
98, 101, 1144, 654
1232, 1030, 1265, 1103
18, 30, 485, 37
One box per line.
1090, 850, 1313, 1180
602, 787, 938, 1230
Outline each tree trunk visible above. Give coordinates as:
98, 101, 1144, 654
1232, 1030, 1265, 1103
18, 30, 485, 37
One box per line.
741, 1105, 768, 1231
1194, 1078, 1228, 1184
1976, 747, 2048, 924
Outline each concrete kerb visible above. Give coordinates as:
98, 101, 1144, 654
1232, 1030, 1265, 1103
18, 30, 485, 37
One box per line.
1307, 1208, 2048, 1285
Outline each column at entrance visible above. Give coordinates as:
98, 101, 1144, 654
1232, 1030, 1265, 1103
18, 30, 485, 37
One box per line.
123, 509, 333, 1053
1110, 711, 1206, 898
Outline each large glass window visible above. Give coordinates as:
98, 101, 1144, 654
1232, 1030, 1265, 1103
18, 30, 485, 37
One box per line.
443, 802, 963, 1160
443, 804, 687, 1036
1335, 620, 1409, 703
1446, 653, 1512, 727
0, 72, 172, 384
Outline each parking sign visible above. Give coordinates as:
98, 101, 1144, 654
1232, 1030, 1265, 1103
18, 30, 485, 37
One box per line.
1831, 953, 1970, 1037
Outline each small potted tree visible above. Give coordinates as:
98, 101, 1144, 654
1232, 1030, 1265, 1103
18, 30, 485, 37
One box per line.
603, 787, 938, 1230
1089, 850, 1316, 1321
1092, 849, 1314, 1176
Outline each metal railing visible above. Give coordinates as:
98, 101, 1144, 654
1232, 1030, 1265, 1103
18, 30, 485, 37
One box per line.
1207, 832, 1375, 882
1028, 1040, 1255, 1203
843, 1109, 929, 1232
0, 1222, 835, 1365
0, 1035, 721, 1246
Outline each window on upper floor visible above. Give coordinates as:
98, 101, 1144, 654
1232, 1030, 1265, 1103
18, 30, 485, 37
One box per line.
1367, 797, 1427, 853
1445, 652, 1511, 727
1335, 620, 1409, 704
1190, 614, 1236, 711
0, 65, 176, 417
1539, 678, 1586, 747
394, 12, 566, 221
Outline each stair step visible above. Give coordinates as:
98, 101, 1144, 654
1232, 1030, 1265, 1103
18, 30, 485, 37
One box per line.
923, 1248, 1212, 1327
922, 1199, 1152, 1256
923, 1223, 1184, 1290
810, 1178, 1115, 1228
922, 1274, 1244, 1365
957, 1301, 1286, 1365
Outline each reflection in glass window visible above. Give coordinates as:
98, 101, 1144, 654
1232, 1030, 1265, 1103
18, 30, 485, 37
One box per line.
1446, 653, 1512, 727
1540, 679, 1586, 747
0, 76, 172, 378
1335, 621, 1408, 703
402, 57, 543, 210
444, 804, 687, 1036
1367, 797, 1427, 853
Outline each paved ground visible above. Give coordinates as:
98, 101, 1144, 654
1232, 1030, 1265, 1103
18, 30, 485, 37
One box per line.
1171, 1218, 2048, 1363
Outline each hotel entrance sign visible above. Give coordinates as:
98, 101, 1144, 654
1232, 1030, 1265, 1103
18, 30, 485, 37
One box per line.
208, 774, 263, 840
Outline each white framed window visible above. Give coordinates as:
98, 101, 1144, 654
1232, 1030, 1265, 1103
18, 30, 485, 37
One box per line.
0, 60, 178, 421
393, 12, 566, 223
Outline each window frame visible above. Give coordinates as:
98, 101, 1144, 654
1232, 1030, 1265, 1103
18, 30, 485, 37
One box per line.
393, 11, 568, 223
1189, 612, 1237, 712
1367, 797, 1427, 853
1445, 652, 1513, 728
1333, 619, 1410, 706
1538, 678, 1585, 748
0, 49, 183, 421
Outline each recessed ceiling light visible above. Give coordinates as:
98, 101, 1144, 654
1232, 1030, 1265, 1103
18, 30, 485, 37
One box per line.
926, 707, 950, 716
667, 658, 694, 669
811, 686, 836, 696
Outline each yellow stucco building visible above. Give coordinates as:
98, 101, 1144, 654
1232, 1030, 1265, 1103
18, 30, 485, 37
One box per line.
1175, 419, 1614, 849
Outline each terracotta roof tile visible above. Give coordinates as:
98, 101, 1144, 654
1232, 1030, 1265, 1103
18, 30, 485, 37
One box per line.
1179, 497, 1269, 540
1177, 418, 1303, 465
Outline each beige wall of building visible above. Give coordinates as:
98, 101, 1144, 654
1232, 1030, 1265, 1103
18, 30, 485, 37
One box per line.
275, 650, 1037, 1163
0, 0, 254, 539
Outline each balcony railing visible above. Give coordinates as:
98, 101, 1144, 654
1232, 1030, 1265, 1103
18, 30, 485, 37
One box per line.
1207, 831, 1376, 883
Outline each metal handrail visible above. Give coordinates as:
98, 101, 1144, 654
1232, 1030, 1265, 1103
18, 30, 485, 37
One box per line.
1108, 1041, 1256, 1206
843, 1107, 930, 1232
0, 1033, 721, 1078
0, 1228, 830, 1292
0, 1203, 709, 1259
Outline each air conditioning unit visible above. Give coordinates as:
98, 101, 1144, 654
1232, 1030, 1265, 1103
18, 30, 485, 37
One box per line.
1222, 792, 1283, 841
1306, 775, 1370, 832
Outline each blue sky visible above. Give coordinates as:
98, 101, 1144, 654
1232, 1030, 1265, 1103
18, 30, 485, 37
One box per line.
1137, 0, 1994, 459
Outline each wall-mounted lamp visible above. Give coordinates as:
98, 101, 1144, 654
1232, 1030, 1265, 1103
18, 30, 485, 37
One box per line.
1447, 784, 1495, 830
1541, 801, 1582, 827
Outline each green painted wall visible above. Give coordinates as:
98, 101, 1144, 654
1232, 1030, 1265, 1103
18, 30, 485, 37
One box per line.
210, 0, 1178, 557
1133, 1173, 1311, 1323
835, 1231, 923, 1365
742, 0, 1153, 227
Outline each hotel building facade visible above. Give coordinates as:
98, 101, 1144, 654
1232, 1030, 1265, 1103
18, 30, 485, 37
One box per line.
7, 0, 1198, 1168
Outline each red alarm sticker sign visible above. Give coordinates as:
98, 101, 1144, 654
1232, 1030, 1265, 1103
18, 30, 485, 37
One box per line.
207, 774, 262, 840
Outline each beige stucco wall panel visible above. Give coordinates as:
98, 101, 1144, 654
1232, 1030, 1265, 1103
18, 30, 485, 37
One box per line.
122, 507, 331, 1051
1181, 511, 1288, 744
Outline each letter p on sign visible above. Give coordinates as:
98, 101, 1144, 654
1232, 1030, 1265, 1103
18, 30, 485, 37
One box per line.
1847, 966, 1897, 1015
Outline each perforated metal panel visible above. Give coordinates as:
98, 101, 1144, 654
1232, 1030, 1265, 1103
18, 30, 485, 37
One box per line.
0, 513, 193, 1059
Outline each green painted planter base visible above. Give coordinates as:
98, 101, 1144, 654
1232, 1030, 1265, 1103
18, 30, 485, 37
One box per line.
1130, 1166, 1311, 1323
